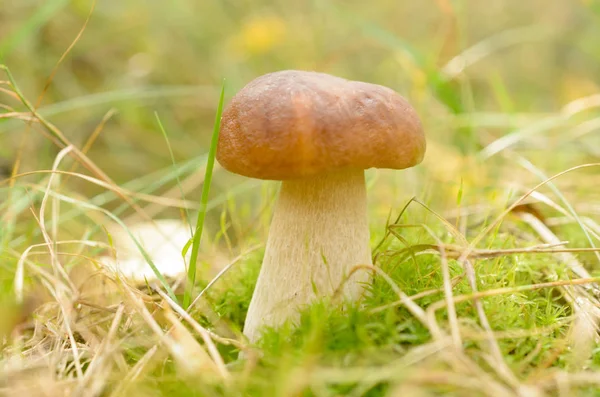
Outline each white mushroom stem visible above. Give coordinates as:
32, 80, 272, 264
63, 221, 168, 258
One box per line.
243, 169, 372, 342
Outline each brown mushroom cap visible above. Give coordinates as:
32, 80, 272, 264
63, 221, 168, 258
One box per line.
217, 70, 425, 180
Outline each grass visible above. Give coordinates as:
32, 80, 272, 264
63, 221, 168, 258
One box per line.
2, 1, 600, 396
183, 81, 225, 309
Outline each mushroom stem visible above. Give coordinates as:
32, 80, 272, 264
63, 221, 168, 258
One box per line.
243, 169, 372, 342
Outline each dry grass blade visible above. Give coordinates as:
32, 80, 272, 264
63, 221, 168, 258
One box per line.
345, 264, 430, 329
74, 304, 125, 397
34, 0, 96, 110
516, 211, 596, 281
63, 108, 118, 185
0, 64, 156, 227
568, 297, 600, 370
464, 259, 520, 389
480, 94, 600, 159
8, 184, 178, 299
188, 244, 262, 310
162, 308, 221, 377
514, 154, 600, 265
0, 112, 38, 121
441, 25, 550, 79
157, 288, 236, 377
2, 169, 200, 210
4, 0, 96, 256
463, 320, 570, 343
426, 278, 600, 313
14, 239, 110, 302
3, 3, 600, 395
375, 200, 518, 387
457, 163, 600, 265
421, 225, 462, 350
342, 265, 512, 395
382, 242, 600, 260
518, 190, 600, 243
39, 277, 84, 381
311, 340, 451, 384
516, 210, 600, 370
38, 146, 77, 285
124, 165, 211, 223
121, 282, 222, 379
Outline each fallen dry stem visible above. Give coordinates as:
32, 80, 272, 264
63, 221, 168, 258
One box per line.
462, 319, 570, 342
2, 169, 200, 210
384, 243, 600, 260
377, 277, 600, 316
427, 277, 600, 314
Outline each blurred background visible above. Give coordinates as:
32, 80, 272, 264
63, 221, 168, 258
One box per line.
3, 3, 600, 392
1, 0, 600, 251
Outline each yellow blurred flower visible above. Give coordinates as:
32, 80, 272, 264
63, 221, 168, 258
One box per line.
560, 74, 599, 103
233, 15, 286, 56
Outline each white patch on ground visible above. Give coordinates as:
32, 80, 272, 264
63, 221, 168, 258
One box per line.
99, 219, 191, 281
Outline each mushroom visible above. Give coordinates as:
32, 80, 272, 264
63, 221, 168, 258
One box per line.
217, 70, 425, 342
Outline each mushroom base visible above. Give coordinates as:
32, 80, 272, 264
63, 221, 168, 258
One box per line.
243, 169, 372, 342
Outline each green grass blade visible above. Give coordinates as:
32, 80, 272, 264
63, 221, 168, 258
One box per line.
182, 80, 225, 309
